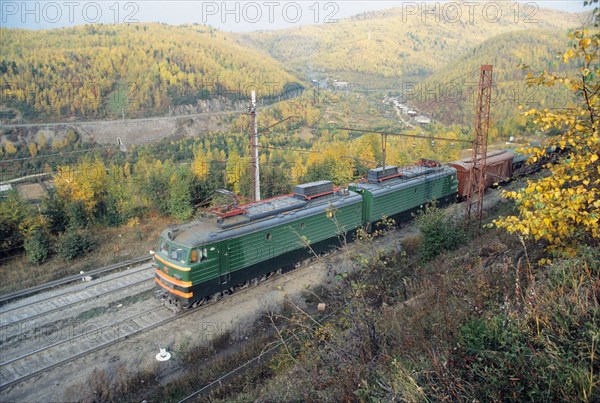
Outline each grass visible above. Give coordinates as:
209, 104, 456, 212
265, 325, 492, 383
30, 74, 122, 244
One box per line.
206, 225, 598, 402
74, 290, 155, 321
63, 319, 280, 402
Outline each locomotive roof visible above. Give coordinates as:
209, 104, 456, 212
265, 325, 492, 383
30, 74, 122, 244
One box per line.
351, 164, 456, 193
161, 190, 362, 247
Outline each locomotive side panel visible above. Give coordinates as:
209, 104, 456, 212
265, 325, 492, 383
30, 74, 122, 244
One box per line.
226, 198, 364, 275
371, 172, 457, 223
351, 167, 458, 227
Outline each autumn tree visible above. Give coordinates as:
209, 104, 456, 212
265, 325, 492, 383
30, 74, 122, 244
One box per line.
134, 158, 174, 215
495, 30, 599, 256
37, 133, 47, 149
225, 149, 249, 195
54, 157, 108, 215
27, 142, 38, 157
191, 146, 210, 179
304, 142, 355, 185
102, 164, 135, 226
4, 140, 17, 155
168, 169, 194, 220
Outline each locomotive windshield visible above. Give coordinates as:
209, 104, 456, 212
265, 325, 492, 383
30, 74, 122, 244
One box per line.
158, 238, 189, 263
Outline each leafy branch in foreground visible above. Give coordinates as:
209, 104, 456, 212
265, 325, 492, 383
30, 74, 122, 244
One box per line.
495, 30, 600, 256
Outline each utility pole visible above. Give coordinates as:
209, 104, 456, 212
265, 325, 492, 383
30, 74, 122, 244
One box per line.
249, 91, 260, 201
465, 65, 493, 227
381, 133, 387, 168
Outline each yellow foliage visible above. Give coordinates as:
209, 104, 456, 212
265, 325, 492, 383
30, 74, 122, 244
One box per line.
52, 137, 67, 150
27, 142, 38, 157
291, 157, 307, 184
495, 30, 600, 255
4, 141, 16, 155
225, 150, 249, 194
126, 217, 140, 227
54, 158, 107, 213
247, 4, 579, 79
37, 133, 47, 149
191, 147, 209, 180
306, 142, 355, 185
1, 24, 297, 118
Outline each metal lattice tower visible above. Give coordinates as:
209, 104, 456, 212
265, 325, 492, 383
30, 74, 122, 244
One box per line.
465, 65, 493, 227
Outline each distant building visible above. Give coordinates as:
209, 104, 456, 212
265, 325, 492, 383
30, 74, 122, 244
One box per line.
0, 184, 12, 198
332, 81, 349, 89
415, 115, 431, 125
311, 79, 328, 89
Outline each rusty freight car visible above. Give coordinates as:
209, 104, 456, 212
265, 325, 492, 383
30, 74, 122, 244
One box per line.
449, 150, 514, 198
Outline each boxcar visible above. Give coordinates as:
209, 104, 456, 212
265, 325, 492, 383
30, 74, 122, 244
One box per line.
448, 150, 514, 198
349, 161, 458, 228
153, 181, 363, 308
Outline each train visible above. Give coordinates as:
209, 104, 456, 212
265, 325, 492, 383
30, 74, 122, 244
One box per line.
152, 149, 540, 310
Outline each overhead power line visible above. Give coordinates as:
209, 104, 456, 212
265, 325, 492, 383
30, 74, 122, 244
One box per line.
337, 127, 473, 144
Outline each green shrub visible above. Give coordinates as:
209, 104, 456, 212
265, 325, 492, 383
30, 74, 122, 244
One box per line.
66, 200, 90, 229
24, 228, 51, 264
415, 203, 469, 261
40, 189, 68, 234
98, 194, 125, 227
57, 228, 95, 260
0, 190, 29, 255
458, 250, 600, 402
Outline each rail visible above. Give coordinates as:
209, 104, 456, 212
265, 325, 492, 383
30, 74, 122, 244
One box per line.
0, 255, 153, 306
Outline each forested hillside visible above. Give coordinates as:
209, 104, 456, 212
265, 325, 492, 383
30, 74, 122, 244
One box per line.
413, 29, 577, 130
0, 24, 298, 119
0, 6, 586, 123
242, 5, 583, 80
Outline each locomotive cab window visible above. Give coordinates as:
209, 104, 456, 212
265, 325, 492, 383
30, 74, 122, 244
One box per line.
170, 247, 188, 263
191, 247, 208, 263
266, 232, 272, 241
159, 240, 169, 256
192, 248, 208, 262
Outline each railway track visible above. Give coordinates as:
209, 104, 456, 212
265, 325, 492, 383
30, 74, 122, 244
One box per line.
0, 264, 297, 393
0, 213, 419, 396
0, 256, 153, 306
0, 305, 179, 391
0, 264, 155, 328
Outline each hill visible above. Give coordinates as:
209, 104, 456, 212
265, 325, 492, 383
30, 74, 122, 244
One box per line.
411, 29, 577, 132
0, 24, 299, 120
241, 4, 584, 81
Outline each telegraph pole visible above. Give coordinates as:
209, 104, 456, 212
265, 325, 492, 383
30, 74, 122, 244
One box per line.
249, 91, 260, 201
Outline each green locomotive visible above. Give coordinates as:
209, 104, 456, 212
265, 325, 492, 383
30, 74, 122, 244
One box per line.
153, 160, 458, 309
349, 160, 458, 228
